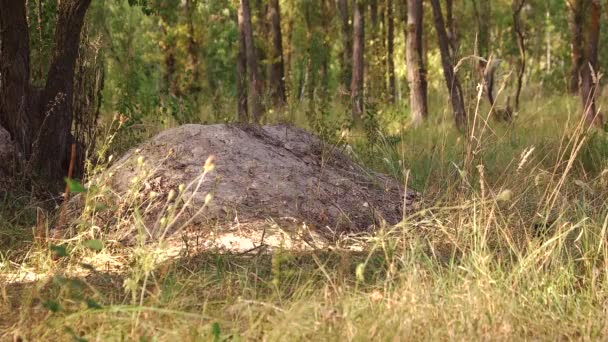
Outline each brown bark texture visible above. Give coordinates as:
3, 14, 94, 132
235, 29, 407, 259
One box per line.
351, 0, 365, 122
267, 0, 286, 107
405, 0, 428, 125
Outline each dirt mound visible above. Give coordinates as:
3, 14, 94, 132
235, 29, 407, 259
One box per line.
81, 124, 418, 242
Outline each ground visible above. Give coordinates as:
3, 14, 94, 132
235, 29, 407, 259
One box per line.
1, 95, 608, 340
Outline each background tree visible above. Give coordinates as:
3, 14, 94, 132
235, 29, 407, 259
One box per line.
580, 0, 602, 126
239, 0, 264, 122
430, 0, 466, 130
267, 0, 286, 107
351, 0, 365, 122
386, 0, 396, 103
405, 0, 428, 125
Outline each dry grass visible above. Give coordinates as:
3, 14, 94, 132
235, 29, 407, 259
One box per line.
1, 93, 608, 341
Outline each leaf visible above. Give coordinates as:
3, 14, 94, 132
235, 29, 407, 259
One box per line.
50, 244, 69, 258
65, 178, 87, 193
211, 322, 221, 341
83, 239, 103, 251
85, 298, 102, 309
43, 300, 62, 312
355, 263, 366, 282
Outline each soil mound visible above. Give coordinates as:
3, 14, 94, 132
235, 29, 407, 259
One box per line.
81, 124, 418, 242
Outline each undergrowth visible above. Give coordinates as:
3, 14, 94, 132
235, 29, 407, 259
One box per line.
1, 92, 608, 341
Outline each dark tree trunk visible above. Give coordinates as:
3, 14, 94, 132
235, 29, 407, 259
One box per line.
386, 0, 396, 103
185, 0, 201, 94
236, 9, 249, 122
0, 0, 33, 156
1, 0, 92, 184
405, 0, 428, 125
267, 0, 286, 107
35, 0, 92, 181
471, 0, 490, 60
159, 19, 178, 96
512, 0, 526, 110
239, 0, 264, 122
567, 0, 585, 94
337, 0, 352, 91
430, 0, 466, 130
580, 0, 603, 126
351, 0, 365, 122
445, 0, 458, 56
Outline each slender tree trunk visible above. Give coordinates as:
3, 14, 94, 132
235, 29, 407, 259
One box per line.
512, 0, 526, 110
567, 0, 584, 94
185, 0, 201, 94
159, 19, 178, 96
430, 0, 466, 130
406, 0, 428, 125
337, 0, 352, 92
471, 0, 490, 60
580, 0, 603, 126
0, 0, 33, 156
267, 0, 286, 107
236, 9, 248, 121
239, 0, 264, 122
445, 0, 458, 56
386, 0, 395, 103
351, 0, 365, 122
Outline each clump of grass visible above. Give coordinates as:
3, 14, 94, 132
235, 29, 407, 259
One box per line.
2, 94, 608, 340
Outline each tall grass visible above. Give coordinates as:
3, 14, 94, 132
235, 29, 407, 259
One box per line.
1, 92, 608, 341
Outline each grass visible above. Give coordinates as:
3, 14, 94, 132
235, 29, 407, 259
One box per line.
1, 90, 608, 341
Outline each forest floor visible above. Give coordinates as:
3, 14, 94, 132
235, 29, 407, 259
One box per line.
1, 94, 608, 340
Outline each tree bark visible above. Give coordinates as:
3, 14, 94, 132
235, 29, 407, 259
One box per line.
185, 0, 201, 94
351, 0, 365, 122
236, 8, 249, 122
430, 0, 466, 130
405, 0, 428, 125
337, 0, 352, 91
445, 0, 458, 56
512, 0, 526, 110
267, 0, 286, 107
386, 0, 395, 103
1, 0, 92, 184
35, 0, 92, 181
239, 0, 264, 122
580, 0, 603, 126
0, 0, 33, 156
567, 0, 585, 94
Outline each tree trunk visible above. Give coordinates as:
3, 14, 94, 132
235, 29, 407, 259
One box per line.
0, 0, 33, 156
1, 0, 92, 184
430, 0, 466, 130
185, 0, 201, 94
580, 0, 603, 126
267, 0, 286, 107
337, 0, 352, 91
512, 0, 526, 110
445, 0, 458, 56
567, 0, 585, 94
405, 0, 428, 125
239, 0, 264, 122
386, 0, 396, 103
236, 9, 249, 122
35, 0, 92, 181
351, 0, 365, 122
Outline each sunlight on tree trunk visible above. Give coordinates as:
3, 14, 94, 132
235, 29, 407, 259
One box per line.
405, 0, 428, 125
430, 0, 466, 131
351, 0, 365, 123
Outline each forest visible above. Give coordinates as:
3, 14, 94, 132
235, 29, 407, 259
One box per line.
1, 0, 608, 340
